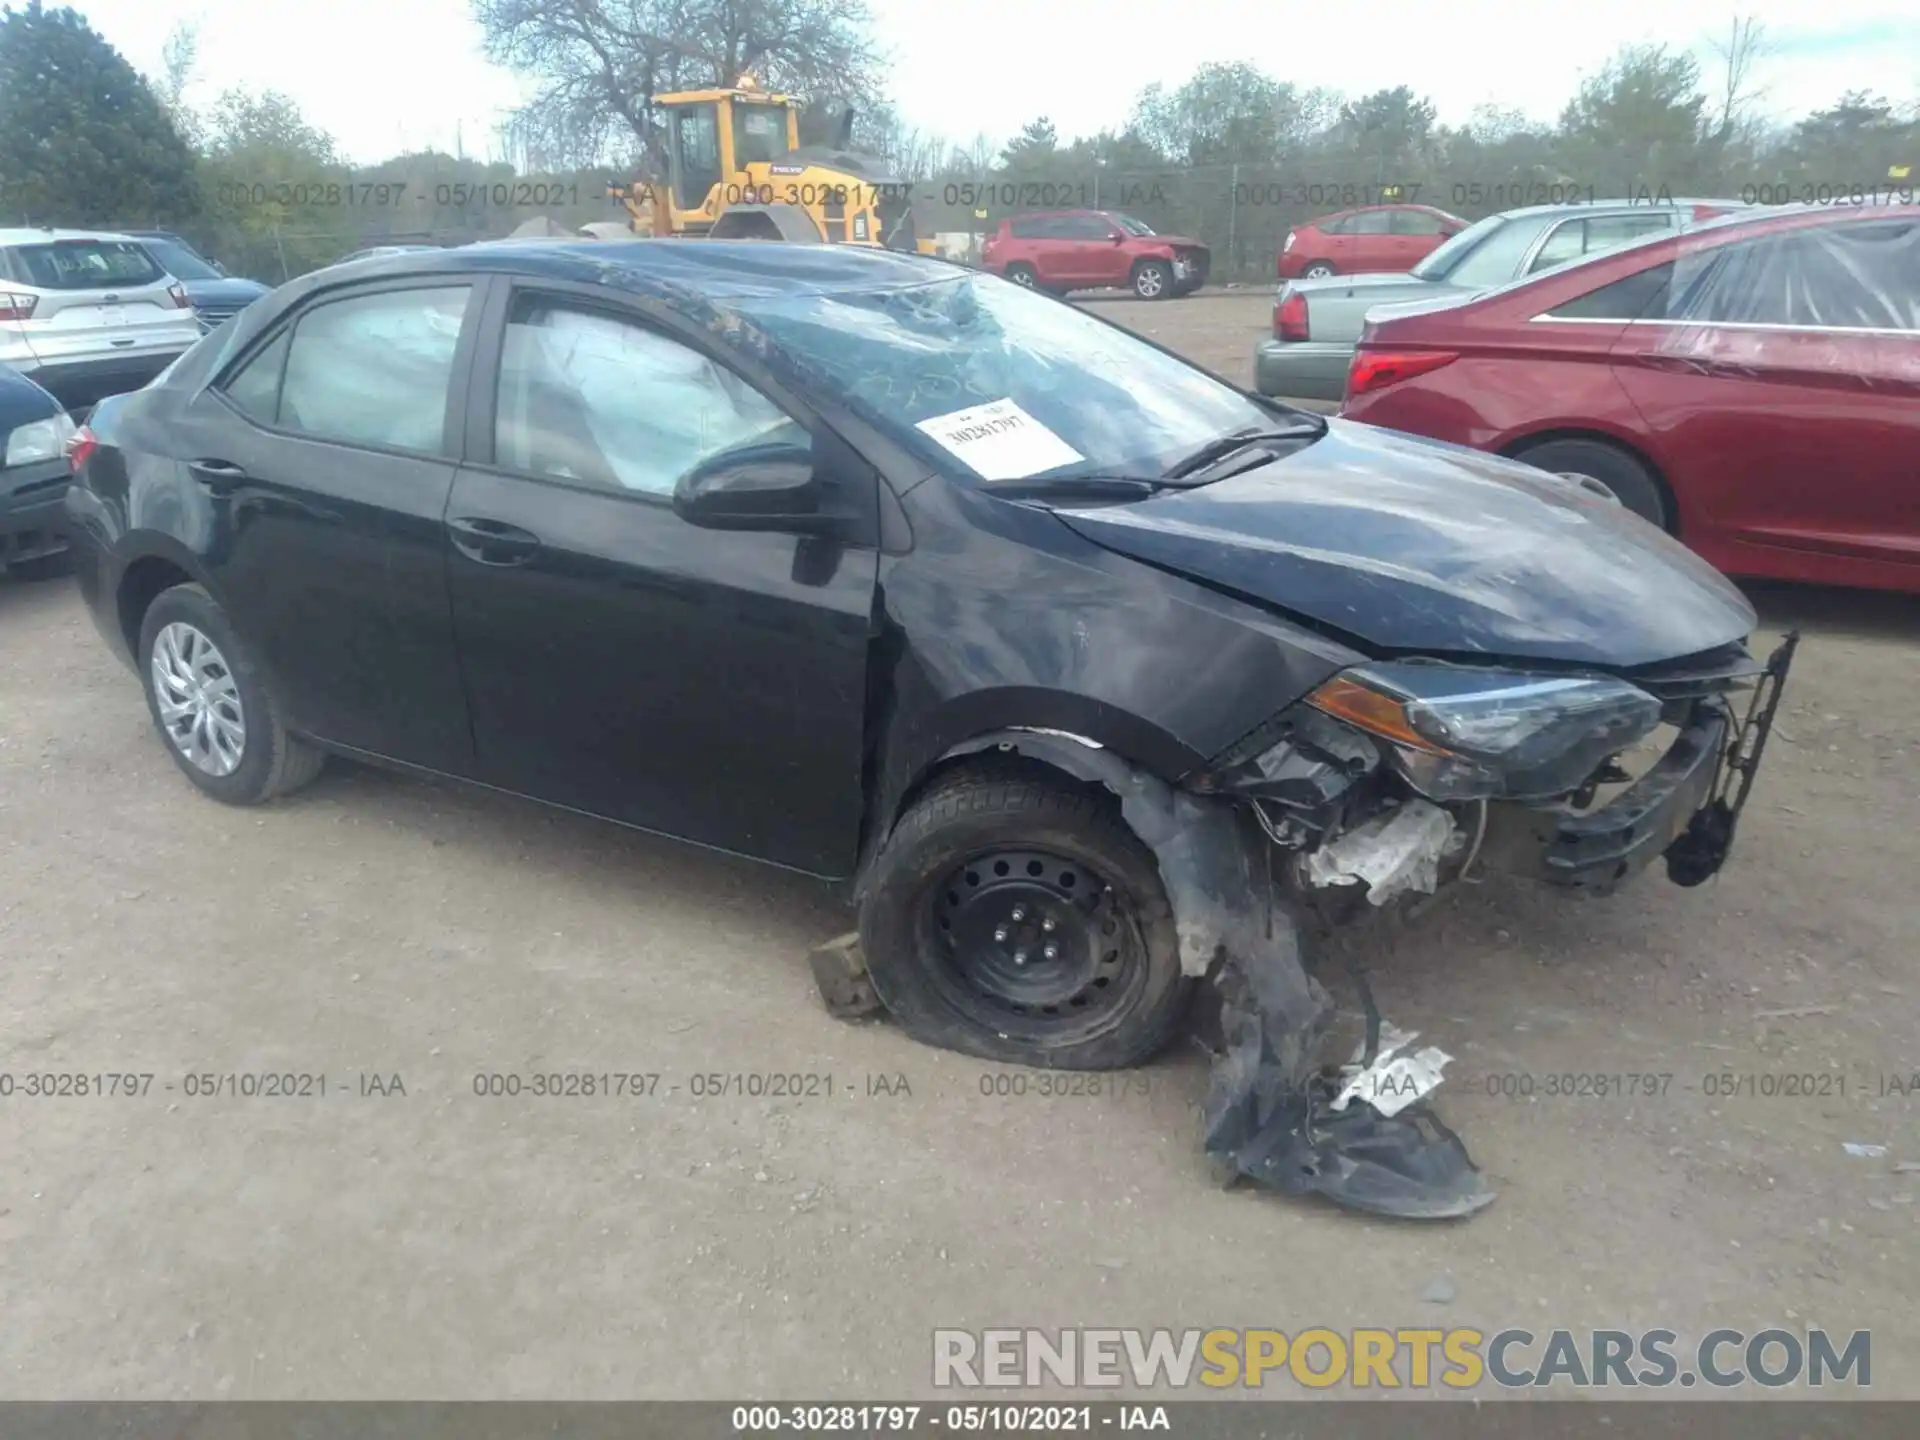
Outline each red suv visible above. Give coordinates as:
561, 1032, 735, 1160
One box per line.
1278, 204, 1468, 280
982, 211, 1210, 300
1339, 205, 1920, 593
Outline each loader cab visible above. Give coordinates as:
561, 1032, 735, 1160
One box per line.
656, 85, 801, 216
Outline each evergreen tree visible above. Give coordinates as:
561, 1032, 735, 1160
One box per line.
0, 1, 201, 226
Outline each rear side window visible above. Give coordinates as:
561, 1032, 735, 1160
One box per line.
1009, 217, 1048, 239
6, 239, 165, 290
1547, 262, 1675, 320
224, 285, 471, 454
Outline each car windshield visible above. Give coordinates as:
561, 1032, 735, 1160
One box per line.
727, 274, 1280, 483
143, 239, 220, 282
1408, 213, 1509, 280
1112, 214, 1156, 236
9, 239, 165, 290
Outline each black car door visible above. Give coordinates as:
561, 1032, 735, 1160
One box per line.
181, 277, 482, 774
443, 280, 879, 877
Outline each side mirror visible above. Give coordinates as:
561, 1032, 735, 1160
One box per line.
1109, 231, 1125, 243
673, 440, 835, 533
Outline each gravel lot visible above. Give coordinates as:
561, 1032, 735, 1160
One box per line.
1, 289, 1915, 1399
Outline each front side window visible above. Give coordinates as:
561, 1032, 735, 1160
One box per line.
264, 286, 470, 454
1528, 219, 1589, 273
727, 272, 1277, 484
144, 239, 221, 282
1350, 210, 1393, 235
494, 296, 808, 497
1390, 210, 1445, 235
1111, 214, 1156, 237
1062, 215, 1113, 239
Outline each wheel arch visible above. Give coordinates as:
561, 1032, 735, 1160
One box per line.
115, 540, 213, 658
1499, 426, 1682, 535
859, 724, 1241, 979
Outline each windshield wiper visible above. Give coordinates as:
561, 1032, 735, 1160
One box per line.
1161, 420, 1327, 481
986, 475, 1167, 503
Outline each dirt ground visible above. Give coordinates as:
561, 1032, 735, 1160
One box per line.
1, 289, 1915, 1400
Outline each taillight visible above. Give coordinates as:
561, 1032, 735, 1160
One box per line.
1345, 349, 1458, 399
0, 290, 37, 321
66, 425, 98, 474
1273, 290, 1309, 341
1282, 230, 1296, 253
167, 282, 190, 309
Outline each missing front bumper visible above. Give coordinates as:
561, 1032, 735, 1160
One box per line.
1477, 632, 1798, 896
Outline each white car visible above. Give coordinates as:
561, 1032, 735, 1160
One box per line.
0, 228, 204, 411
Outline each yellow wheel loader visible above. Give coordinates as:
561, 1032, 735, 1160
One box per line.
606, 78, 935, 253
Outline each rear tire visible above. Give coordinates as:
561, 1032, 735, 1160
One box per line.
1511, 437, 1669, 530
1004, 263, 1039, 289
1301, 260, 1337, 279
858, 761, 1192, 1070
1131, 260, 1173, 300
138, 582, 325, 805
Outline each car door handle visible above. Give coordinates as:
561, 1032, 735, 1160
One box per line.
189, 459, 248, 495
448, 516, 542, 566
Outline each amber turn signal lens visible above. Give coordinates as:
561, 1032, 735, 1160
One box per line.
1307, 675, 1444, 752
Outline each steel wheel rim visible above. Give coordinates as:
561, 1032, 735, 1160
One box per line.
151, 622, 246, 776
922, 847, 1147, 1041
1136, 268, 1163, 297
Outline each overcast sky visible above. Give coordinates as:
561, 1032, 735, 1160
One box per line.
70, 0, 1920, 166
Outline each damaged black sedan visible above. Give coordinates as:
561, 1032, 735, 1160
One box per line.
64, 241, 1791, 1219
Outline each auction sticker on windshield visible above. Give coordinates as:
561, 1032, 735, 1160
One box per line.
915, 399, 1084, 480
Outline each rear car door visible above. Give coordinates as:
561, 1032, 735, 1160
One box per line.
1608, 215, 1920, 568
1345, 209, 1396, 271
180, 278, 480, 773
443, 282, 879, 875
1386, 207, 1446, 269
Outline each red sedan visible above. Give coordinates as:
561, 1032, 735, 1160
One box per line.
1277, 204, 1467, 279
1339, 205, 1920, 593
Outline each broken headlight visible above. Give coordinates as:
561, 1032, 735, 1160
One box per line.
1306, 662, 1662, 802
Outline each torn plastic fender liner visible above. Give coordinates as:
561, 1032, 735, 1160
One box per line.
936, 729, 1493, 1220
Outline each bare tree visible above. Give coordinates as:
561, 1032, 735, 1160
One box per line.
158, 20, 202, 147
472, 0, 882, 172
1707, 13, 1774, 142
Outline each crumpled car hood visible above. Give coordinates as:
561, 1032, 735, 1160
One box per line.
1052, 419, 1757, 668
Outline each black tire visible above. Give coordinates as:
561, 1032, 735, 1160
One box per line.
858, 761, 1192, 1070
1003, 263, 1039, 289
1510, 437, 1669, 530
6, 548, 72, 581
137, 582, 325, 805
1131, 260, 1174, 301
1301, 260, 1337, 279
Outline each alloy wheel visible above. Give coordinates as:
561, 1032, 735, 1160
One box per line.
151, 622, 247, 776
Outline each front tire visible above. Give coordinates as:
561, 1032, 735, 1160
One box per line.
1004, 263, 1039, 289
138, 582, 325, 805
1131, 260, 1173, 300
858, 762, 1192, 1070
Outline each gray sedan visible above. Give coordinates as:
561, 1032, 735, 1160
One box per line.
1254, 200, 1748, 401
